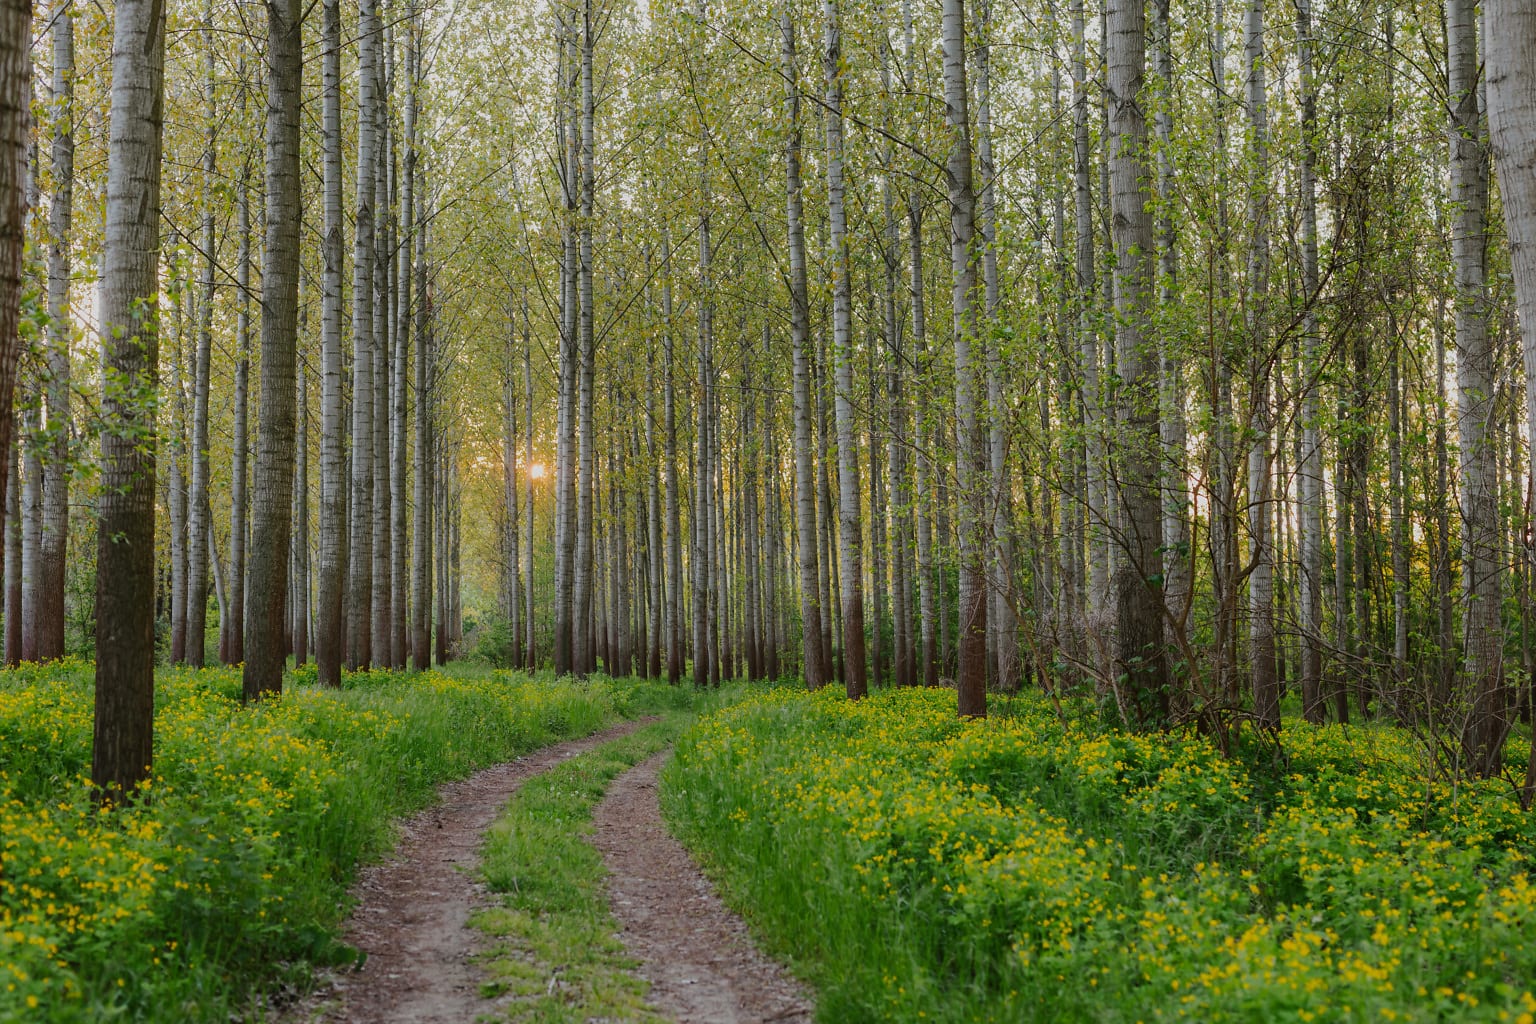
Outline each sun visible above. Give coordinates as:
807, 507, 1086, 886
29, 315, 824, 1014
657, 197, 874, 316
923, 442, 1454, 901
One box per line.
528, 463, 547, 480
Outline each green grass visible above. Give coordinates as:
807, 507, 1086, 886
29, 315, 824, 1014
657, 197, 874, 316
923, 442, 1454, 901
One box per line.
472, 702, 719, 1023
0, 659, 693, 1022
663, 686, 1536, 1023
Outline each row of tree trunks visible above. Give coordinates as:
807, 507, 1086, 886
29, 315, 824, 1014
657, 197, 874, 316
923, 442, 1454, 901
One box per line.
142, 0, 446, 686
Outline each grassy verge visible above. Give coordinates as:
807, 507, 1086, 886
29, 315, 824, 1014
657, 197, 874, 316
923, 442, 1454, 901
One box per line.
472, 709, 699, 1023
663, 686, 1536, 1023
0, 659, 691, 1022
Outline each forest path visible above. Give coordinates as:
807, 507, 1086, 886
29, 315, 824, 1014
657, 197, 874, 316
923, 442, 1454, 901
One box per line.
288, 718, 649, 1024
591, 751, 815, 1024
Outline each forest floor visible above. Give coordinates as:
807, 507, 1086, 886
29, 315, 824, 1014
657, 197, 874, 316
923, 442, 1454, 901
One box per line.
287, 716, 811, 1024
591, 752, 813, 1024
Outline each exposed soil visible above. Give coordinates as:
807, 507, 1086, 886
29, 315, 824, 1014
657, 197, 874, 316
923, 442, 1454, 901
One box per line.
287, 719, 648, 1024
591, 752, 815, 1024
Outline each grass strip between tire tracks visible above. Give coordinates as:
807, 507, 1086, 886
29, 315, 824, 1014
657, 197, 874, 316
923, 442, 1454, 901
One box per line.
473, 708, 699, 1023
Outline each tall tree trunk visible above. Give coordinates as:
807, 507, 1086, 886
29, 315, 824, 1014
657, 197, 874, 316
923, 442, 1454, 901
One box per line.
572, 0, 597, 676
824, 0, 867, 698
1071, 0, 1107, 635
412, 191, 433, 670
349, 0, 379, 670
0, 0, 27, 670
1389, 326, 1409, 675
244, 0, 302, 701
974, 0, 1018, 692
553, 12, 576, 679
392, 4, 415, 669
227, 156, 251, 666
166, 285, 187, 666
910, 207, 938, 688
317, 0, 346, 685
436, 432, 450, 665
693, 176, 715, 685
646, 330, 662, 678
187, 9, 215, 669
451, 460, 462, 647
817, 318, 837, 679
293, 362, 309, 665
710, 383, 726, 680
94, 0, 163, 799
524, 313, 536, 668
505, 299, 524, 666
37, 0, 71, 662
18, 412, 37, 661
370, 41, 391, 671
941, 0, 987, 718
1209, 0, 1237, 698
1153, 0, 1188, 653
877, 12, 914, 691
1452, 0, 1505, 774
1332, 390, 1353, 725
782, 10, 827, 690
16, 36, 37, 667
866, 321, 886, 688
1245, 0, 1278, 730
4, 447, 18, 666
1296, 0, 1325, 723
1434, 301, 1453, 701
616, 439, 632, 675
1385, 13, 1409, 686
436, 439, 447, 664
1107, 0, 1170, 725
742, 364, 759, 680
765, 386, 784, 680
1480, 0, 1536, 798
662, 225, 682, 682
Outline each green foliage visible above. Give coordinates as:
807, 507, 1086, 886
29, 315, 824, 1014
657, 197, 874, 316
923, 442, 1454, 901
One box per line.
463, 612, 516, 667
664, 687, 1536, 1023
0, 661, 681, 1022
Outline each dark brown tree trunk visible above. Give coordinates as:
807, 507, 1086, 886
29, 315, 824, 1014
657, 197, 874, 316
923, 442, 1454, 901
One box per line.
0, 0, 26, 671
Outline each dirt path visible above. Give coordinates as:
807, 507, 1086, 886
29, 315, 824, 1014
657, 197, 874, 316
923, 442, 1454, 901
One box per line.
591, 752, 815, 1024
288, 719, 648, 1024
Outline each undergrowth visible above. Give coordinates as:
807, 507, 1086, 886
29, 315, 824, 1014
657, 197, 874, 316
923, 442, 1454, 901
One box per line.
0, 659, 689, 1022
663, 686, 1536, 1023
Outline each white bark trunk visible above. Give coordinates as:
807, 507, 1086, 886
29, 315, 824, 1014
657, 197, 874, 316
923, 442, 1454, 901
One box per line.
1107, 0, 1170, 723
782, 9, 827, 690
824, 0, 867, 699
1455, 0, 1506, 774
942, 0, 988, 718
